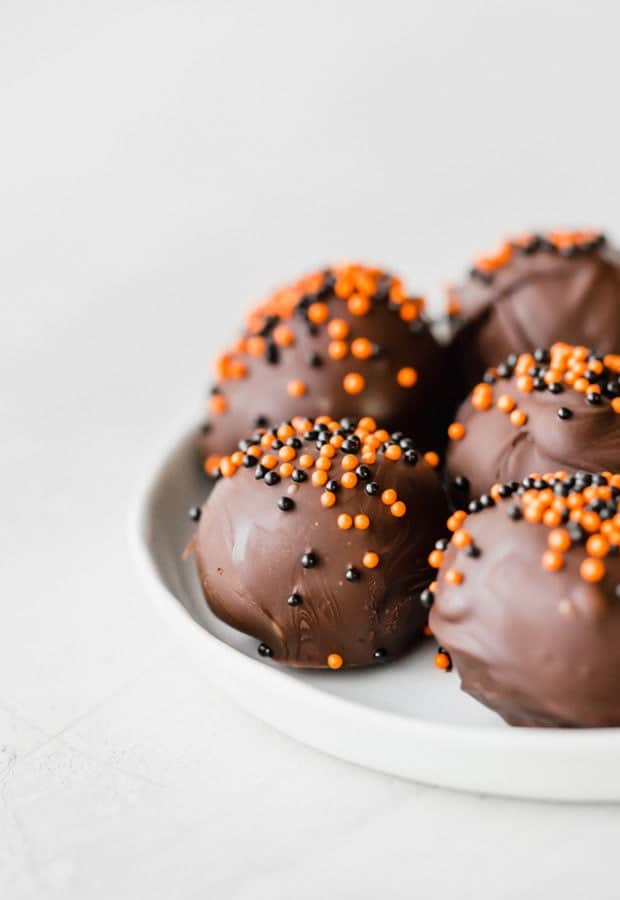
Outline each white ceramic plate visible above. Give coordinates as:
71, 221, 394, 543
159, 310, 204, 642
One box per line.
129, 425, 620, 802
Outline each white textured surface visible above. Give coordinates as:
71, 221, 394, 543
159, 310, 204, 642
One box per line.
2, 1, 620, 897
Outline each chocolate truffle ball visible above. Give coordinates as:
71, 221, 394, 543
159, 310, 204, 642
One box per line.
191, 415, 450, 668
200, 263, 447, 476
445, 343, 620, 501
429, 472, 620, 727
446, 230, 620, 394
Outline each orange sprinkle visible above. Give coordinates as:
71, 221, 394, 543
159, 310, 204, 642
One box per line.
516, 375, 534, 393
581, 511, 601, 533
337, 514, 353, 530
351, 338, 373, 360
542, 550, 564, 572
320, 444, 336, 458
428, 549, 444, 568
343, 372, 366, 395
510, 409, 528, 427
497, 394, 516, 413
327, 318, 350, 340
261, 454, 277, 470
612, 398, 620, 414
543, 509, 562, 528
231, 451, 244, 466
548, 529, 571, 552
278, 445, 296, 462
361, 450, 376, 464
586, 534, 609, 558
277, 424, 295, 441
307, 301, 329, 324
341, 472, 358, 489
327, 653, 344, 670
445, 569, 464, 585
219, 457, 237, 478
447, 512, 467, 532
471, 383, 493, 410
354, 514, 370, 530
321, 491, 336, 508
298, 454, 314, 468
448, 422, 466, 441
424, 451, 440, 468
315, 457, 332, 471
246, 335, 266, 357
452, 529, 472, 548
363, 551, 380, 569
279, 462, 293, 478
334, 275, 353, 299
397, 367, 418, 388
385, 444, 402, 461
312, 470, 328, 487
358, 417, 376, 432
209, 394, 228, 415
342, 454, 359, 471
434, 651, 451, 671
273, 324, 295, 347
381, 489, 397, 505
390, 501, 407, 518
348, 294, 371, 316
328, 340, 348, 361
580, 557, 606, 583
399, 300, 419, 322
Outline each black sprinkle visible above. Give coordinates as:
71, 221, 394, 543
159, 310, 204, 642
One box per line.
264, 471, 281, 486
365, 482, 380, 496
557, 407, 573, 420
345, 566, 361, 582
278, 496, 294, 511
301, 552, 318, 568
257, 643, 272, 658
287, 593, 302, 607
188, 506, 201, 522
265, 340, 279, 364
420, 589, 434, 610
373, 648, 387, 661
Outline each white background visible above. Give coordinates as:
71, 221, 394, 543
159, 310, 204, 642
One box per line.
2, 2, 620, 897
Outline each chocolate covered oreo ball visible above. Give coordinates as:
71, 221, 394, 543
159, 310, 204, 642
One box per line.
191, 415, 449, 668
446, 343, 620, 501
446, 230, 620, 393
428, 472, 620, 727
200, 263, 446, 475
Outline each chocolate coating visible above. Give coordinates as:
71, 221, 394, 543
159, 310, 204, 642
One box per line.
448, 231, 620, 393
193, 417, 450, 668
446, 347, 620, 500
430, 476, 620, 727
199, 265, 447, 473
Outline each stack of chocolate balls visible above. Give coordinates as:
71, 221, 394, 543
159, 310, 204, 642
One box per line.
186, 230, 620, 727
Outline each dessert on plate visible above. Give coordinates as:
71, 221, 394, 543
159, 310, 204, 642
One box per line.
189, 415, 449, 668
446, 230, 620, 394
445, 343, 620, 500
428, 470, 620, 727
199, 263, 447, 476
